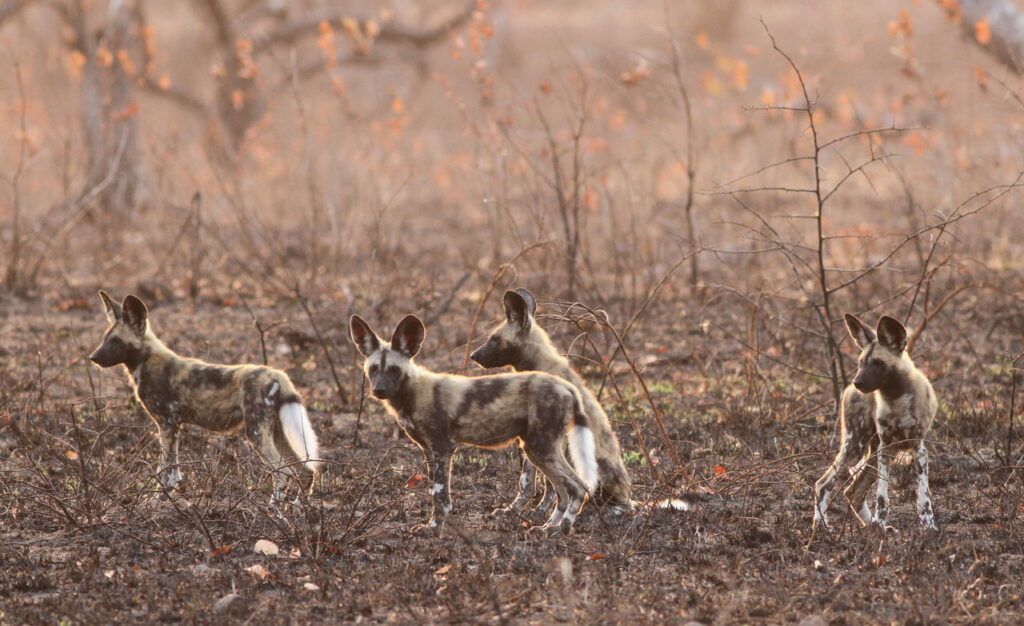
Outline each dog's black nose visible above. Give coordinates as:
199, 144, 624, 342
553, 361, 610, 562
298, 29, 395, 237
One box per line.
470, 348, 494, 367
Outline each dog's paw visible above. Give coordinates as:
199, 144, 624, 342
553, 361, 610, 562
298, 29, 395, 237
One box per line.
489, 505, 517, 518
411, 520, 443, 537
525, 523, 562, 539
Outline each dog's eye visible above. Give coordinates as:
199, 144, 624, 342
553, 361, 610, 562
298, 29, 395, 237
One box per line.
387, 366, 400, 375
369, 364, 378, 374
489, 337, 499, 347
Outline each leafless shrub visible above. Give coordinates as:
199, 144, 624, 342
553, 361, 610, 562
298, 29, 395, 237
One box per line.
710, 21, 1024, 418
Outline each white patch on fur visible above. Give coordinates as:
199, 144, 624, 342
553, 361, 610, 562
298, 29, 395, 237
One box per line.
279, 402, 320, 472
432, 482, 445, 495
131, 363, 143, 382
814, 488, 830, 523
858, 500, 872, 524
440, 502, 452, 515
159, 466, 182, 489
657, 498, 691, 511
917, 471, 935, 528
265, 381, 280, 406
568, 425, 598, 491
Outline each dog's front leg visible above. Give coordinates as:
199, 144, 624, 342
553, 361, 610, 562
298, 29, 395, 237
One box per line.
914, 440, 938, 530
874, 444, 892, 531
422, 446, 454, 533
156, 420, 182, 494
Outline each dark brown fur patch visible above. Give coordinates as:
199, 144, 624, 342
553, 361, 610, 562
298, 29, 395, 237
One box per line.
456, 377, 510, 415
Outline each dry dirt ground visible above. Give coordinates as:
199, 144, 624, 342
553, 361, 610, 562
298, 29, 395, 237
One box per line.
2, 291, 1023, 624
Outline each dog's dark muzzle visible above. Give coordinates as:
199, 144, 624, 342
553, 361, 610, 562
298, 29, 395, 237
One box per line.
89, 348, 118, 368
852, 375, 880, 394
470, 347, 502, 368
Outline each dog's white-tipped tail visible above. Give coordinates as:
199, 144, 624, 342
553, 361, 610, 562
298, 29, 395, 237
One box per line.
655, 498, 691, 511
568, 425, 599, 491
280, 402, 320, 472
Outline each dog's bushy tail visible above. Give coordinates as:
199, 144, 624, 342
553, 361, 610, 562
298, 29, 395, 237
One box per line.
280, 402, 320, 473
568, 394, 599, 491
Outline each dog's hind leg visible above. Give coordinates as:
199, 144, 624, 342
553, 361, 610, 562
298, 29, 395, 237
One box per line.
813, 433, 848, 531
523, 443, 586, 534
914, 440, 938, 530
245, 417, 289, 505
535, 479, 557, 518
843, 433, 878, 525
495, 450, 537, 515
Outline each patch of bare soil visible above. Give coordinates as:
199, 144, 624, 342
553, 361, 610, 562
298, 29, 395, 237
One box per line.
2, 295, 1022, 624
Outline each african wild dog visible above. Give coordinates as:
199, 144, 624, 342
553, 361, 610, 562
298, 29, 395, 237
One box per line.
471, 288, 634, 515
89, 291, 320, 502
349, 314, 598, 534
813, 314, 938, 532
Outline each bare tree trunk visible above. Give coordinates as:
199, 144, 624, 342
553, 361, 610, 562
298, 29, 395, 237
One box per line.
196, 0, 266, 156
950, 0, 1024, 73
105, 0, 146, 212
66, 0, 146, 215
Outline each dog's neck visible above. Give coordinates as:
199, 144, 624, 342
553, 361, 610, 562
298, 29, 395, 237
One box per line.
123, 329, 175, 381
877, 353, 916, 401
513, 326, 567, 373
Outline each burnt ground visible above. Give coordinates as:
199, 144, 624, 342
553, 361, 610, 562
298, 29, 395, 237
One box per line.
2, 291, 1022, 625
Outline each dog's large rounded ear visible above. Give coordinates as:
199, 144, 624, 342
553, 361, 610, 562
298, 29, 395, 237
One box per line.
876, 316, 907, 353
502, 290, 532, 331
513, 288, 537, 318
122, 295, 148, 333
99, 290, 122, 323
845, 313, 876, 349
391, 315, 425, 358
349, 315, 381, 357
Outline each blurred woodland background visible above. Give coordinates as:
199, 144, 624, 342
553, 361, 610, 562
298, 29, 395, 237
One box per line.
2, 0, 1024, 623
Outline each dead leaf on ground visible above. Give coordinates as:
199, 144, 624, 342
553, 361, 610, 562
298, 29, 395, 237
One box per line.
244, 563, 271, 580
253, 539, 279, 556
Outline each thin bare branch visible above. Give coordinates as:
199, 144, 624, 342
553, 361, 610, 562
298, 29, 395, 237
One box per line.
251, 1, 476, 54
